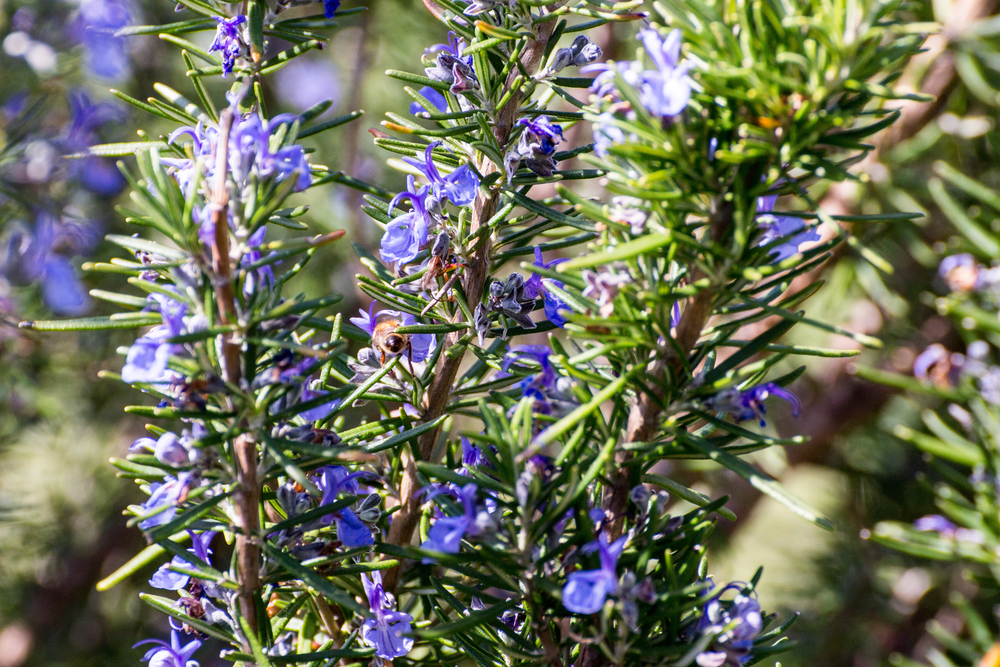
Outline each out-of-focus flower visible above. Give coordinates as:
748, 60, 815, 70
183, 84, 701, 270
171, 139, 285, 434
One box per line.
636, 29, 692, 119
361, 571, 414, 659
914, 514, 985, 543
274, 57, 341, 112
64, 91, 128, 195
74, 0, 132, 80
562, 533, 626, 614
582, 267, 630, 317
3, 214, 97, 315
409, 86, 448, 116
939, 254, 982, 293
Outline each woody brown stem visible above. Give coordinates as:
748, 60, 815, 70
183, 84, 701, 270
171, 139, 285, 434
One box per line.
604, 199, 733, 541
210, 108, 262, 647
381, 14, 563, 593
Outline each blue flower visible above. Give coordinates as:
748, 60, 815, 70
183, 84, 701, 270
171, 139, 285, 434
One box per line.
592, 112, 627, 157
403, 141, 479, 207
317, 466, 374, 548
562, 533, 626, 614
361, 571, 414, 659
242, 227, 275, 297
134, 629, 201, 667
149, 531, 214, 590
501, 345, 577, 417
297, 386, 340, 422
506, 116, 564, 180
756, 195, 820, 262
74, 0, 132, 81
209, 15, 247, 78
121, 293, 189, 384
708, 382, 800, 427
461, 436, 486, 469
138, 474, 194, 530
323, 0, 340, 18
694, 583, 763, 667
6, 214, 97, 315
523, 247, 570, 327
421, 482, 479, 559
379, 177, 433, 266
636, 29, 693, 119
350, 302, 436, 363
64, 91, 127, 195
409, 86, 448, 116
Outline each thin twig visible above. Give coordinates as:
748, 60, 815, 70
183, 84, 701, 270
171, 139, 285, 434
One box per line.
381, 9, 564, 594
210, 107, 262, 647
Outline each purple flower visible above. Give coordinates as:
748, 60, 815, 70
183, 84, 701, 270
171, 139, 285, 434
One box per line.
592, 112, 628, 157
134, 630, 201, 667
209, 15, 247, 78
506, 116, 564, 180
350, 302, 435, 363
543, 35, 602, 76
121, 332, 174, 384
121, 293, 189, 384
317, 466, 374, 548
138, 474, 193, 530
324, 0, 340, 18
913, 514, 958, 534
694, 583, 763, 667
361, 571, 414, 659
149, 531, 214, 590
421, 482, 479, 559
582, 267, 630, 317
501, 346, 577, 418
242, 227, 275, 297
708, 382, 800, 427
275, 57, 341, 113
523, 247, 570, 327
939, 254, 982, 293
403, 141, 479, 207
379, 177, 433, 266
562, 533, 626, 614
64, 91, 127, 195
636, 29, 693, 119
913, 514, 985, 543
5, 215, 97, 315
913, 344, 965, 388
74, 0, 131, 81
297, 386, 340, 422
756, 195, 820, 262
409, 87, 448, 116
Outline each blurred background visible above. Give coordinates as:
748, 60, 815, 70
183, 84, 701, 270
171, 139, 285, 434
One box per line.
0, 0, 997, 664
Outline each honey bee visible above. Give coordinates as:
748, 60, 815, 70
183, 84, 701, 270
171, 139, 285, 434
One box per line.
371, 312, 412, 364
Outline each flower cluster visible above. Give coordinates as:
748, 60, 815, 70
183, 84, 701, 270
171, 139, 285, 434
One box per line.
691, 583, 764, 667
